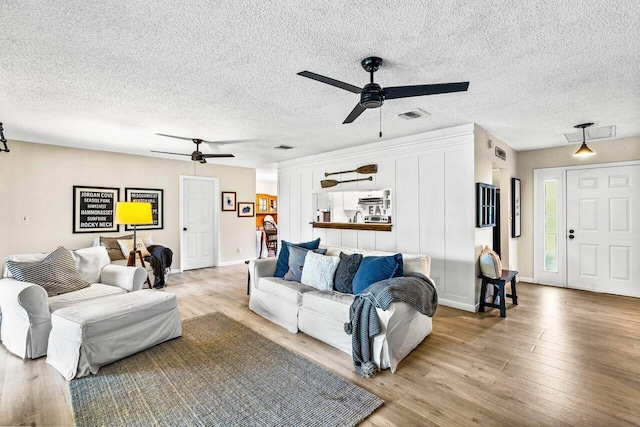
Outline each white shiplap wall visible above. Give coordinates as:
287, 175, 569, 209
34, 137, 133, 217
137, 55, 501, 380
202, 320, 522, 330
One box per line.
278, 124, 477, 311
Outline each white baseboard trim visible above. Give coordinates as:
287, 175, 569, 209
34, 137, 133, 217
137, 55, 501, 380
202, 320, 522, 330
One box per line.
518, 276, 534, 283
439, 298, 477, 313
170, 268, 181, 274
217, 260, 248, 267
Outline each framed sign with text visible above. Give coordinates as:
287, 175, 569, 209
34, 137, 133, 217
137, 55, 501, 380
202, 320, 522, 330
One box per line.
73, 186, 120, 233
125, 188, 164, 230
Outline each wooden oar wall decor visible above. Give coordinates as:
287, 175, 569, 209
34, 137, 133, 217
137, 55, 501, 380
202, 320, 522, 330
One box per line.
324, 164, 377, 177
320, 176, 372, 188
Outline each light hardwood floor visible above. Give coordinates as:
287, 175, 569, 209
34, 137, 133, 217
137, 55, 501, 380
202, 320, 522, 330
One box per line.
1, 264, 639, 426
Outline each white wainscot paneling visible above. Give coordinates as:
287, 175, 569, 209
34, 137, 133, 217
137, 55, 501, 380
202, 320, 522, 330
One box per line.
278, 175, 291, 242
419, 152, 446, 289
394, 157, 420, 254
313, 227, 327, 243
443, 147, 475, 304
375, 231, 396, 252
357, 230, 375, 250
300, 171, 314, 241
326, 229, 342, 246
289, 174, 302, 243
341, 230, 358, 249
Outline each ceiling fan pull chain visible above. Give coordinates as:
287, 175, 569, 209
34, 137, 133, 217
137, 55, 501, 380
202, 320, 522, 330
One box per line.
379, 106, 382, 138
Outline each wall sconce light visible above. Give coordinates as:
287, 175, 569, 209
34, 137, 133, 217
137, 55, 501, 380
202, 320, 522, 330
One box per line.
0, 123, 9, 153
573, 123, 595, 157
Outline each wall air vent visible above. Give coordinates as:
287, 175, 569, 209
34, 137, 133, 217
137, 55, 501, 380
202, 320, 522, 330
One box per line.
397, 108, 430, 120
274, 145, 294, 150
564, 125, 616, 143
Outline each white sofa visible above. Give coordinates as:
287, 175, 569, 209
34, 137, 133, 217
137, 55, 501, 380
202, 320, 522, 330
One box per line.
0, 246, 147, 359
249, 244, 434, 372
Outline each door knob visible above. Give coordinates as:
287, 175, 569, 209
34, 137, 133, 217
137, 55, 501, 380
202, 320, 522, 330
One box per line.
183, 227, 187, 231
569, 229, 575, 233
568, 234, 575, 240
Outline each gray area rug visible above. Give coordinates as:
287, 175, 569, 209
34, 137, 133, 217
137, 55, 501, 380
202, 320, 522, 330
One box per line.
69, 312, 383, 426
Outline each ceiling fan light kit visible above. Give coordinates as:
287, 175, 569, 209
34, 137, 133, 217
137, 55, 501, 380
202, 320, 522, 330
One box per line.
298, 57, 469, 125
573, 123, 596, 157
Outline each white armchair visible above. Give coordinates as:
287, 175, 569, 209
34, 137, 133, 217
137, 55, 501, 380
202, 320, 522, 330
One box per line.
0, 246, 147, 359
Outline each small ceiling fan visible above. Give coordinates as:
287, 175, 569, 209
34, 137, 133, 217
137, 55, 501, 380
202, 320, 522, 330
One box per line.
151, 133, 251, 163
298, 56, 469, 123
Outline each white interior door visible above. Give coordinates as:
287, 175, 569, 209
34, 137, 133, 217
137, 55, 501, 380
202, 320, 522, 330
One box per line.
181, 177, 218, 270
566, 165, 640, 297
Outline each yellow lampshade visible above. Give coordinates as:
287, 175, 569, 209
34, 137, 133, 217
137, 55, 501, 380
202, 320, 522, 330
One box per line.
115, 202, 153, 225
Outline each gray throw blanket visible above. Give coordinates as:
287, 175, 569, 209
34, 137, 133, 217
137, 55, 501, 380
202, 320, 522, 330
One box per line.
344, 273, 438, 377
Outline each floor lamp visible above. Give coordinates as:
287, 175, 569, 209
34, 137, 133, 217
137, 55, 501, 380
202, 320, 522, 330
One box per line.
115, 202, 153, 286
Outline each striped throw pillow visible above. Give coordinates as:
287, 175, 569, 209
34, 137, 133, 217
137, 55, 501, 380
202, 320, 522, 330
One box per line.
6, 247, 91, 297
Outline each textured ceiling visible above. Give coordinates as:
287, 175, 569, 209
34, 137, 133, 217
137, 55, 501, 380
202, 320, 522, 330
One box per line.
1, 1, 639, 170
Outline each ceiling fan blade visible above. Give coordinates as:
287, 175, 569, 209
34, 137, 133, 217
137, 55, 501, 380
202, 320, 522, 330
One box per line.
151, 150, 190, 156
343, 103, 366, 124
155, 133, 196, 141
201, 154, 235, 158
298, 71, 361, 94
384, 82, 469, 100
202, 139, 254, 145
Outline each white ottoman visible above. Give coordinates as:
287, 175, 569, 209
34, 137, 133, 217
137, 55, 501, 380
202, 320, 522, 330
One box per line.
46, 290, 181, 380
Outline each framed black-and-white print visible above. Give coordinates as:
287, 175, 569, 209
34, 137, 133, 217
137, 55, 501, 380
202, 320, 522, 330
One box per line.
237, 202, 255, 217
73, 186, 120, 233
125, 188, 164, 230
512, 178, 521, 238
476, 182, 496, 228
222, 191, 236, 211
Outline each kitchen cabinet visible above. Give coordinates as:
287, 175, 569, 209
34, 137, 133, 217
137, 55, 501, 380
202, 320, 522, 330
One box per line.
256, 193, 277, 228
343, 192, 359, 211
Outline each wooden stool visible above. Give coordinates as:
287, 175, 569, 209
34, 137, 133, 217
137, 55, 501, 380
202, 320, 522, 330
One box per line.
127, 250, 152, 289
479, 270, 518, 318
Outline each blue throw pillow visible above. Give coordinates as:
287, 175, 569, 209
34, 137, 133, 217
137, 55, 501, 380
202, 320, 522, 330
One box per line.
283, 245, 327, 282
352, 254, 403, 294
274, 238, 321, 278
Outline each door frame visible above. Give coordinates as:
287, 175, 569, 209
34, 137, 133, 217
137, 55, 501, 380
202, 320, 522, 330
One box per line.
533, 160, 640, 288
179, 175, 221, 272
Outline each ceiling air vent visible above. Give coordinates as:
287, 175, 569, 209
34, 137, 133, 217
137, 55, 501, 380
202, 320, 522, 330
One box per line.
274, 145, 294, 150
397, 108, 430, 120
564, 125, 616, 143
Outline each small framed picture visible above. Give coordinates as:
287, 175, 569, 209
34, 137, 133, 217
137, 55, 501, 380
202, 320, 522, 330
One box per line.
222, 191, 237, 211
237, 202, 255, 217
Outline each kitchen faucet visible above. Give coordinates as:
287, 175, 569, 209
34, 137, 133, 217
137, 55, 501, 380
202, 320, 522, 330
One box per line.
353, 210, 363, 223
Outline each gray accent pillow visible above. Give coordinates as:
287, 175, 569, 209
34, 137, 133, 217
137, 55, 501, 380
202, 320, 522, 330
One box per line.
333, 252, 363, 294
283, 245, 327, 283
100, 235, 133, 261
6, 246, 91, 297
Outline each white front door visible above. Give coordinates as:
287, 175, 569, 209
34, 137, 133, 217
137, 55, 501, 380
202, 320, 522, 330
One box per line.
181, 177, 219, 270
566, 165, 640, 297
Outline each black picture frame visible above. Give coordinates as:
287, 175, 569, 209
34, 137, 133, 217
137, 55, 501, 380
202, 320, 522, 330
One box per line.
124, 188, 164, 230
222, 191, 237, 211
512, 178, 521, 238
237, 202, 255, 217
73, 186, 120, 233
476, 182, 496, 228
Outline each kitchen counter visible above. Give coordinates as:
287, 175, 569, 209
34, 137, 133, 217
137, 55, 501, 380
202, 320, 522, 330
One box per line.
310, 222, 392, 232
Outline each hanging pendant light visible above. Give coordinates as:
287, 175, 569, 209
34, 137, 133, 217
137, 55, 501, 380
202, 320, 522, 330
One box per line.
573, 123, 595, 157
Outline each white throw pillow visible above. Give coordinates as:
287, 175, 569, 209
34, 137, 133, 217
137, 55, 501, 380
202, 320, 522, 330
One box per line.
72, 246, 111, 283
479, 246, 502, 279
139, 235, 154, 247
300, 251, 340, 291
117, 239, 151, 258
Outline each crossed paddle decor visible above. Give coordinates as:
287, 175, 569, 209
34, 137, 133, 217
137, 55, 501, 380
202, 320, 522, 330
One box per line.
320, 164, 377, 188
